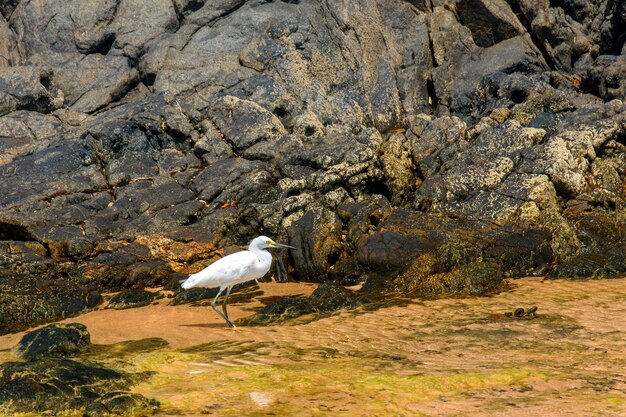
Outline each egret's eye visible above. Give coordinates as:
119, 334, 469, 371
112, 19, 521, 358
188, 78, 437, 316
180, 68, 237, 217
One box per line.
266, 240, 273, 245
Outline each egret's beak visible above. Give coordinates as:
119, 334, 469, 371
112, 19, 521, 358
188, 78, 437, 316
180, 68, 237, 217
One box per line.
270, 242, 296, 250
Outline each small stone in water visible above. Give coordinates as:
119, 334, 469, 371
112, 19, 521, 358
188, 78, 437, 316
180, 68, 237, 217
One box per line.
504, 306, 538, 319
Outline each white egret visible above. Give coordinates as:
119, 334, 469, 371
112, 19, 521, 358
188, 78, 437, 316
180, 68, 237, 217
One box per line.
179, 236, 295, 328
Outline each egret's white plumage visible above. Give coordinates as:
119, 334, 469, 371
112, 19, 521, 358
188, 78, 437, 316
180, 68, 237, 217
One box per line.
179, 235, 294, 328
182, 250, 272, 289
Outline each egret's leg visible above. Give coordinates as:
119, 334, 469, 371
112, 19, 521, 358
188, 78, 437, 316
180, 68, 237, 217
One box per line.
222, 285, 234, 324
211, 287, 234, 328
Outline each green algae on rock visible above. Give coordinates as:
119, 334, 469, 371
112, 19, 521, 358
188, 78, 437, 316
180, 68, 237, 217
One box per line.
0, 357, 158, 416
389, 254, 504, 299
12, 323, 90, 360
107, 289, 160, 310
0, 249, 102, 336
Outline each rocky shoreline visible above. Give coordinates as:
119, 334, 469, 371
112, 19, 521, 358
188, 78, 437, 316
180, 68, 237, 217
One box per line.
1, 0, 625, 335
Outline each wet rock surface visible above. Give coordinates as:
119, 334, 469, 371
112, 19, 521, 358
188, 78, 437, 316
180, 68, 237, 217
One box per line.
3, 324, 159, 415
12, 323, 90, 360
0, 246, 102, 335
0, 357, 157, 416
107, 289, 160, 310
0, 0, 624, 332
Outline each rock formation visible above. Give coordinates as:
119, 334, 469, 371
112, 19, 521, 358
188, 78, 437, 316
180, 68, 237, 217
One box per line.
0, 0, 624, 333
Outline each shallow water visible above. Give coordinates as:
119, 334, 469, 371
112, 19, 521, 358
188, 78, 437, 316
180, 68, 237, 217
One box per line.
1, 278, 626, 416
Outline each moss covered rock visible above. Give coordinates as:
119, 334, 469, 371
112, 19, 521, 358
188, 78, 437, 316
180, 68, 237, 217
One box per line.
107, 289, 159, 310
390, 256, 503, 298
0, 357, 158, 416
0, 250, 102, 336
13, 323, 90, 360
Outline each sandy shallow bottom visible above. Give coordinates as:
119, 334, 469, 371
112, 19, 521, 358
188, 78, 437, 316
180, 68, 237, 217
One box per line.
1, 278, 626, 417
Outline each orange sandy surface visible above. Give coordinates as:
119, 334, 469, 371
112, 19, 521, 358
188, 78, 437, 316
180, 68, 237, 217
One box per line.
1, 278, 625, 417
0, 282, 317, 352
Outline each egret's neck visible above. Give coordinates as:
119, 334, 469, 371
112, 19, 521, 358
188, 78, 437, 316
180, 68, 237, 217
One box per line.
250, 246, 272, 263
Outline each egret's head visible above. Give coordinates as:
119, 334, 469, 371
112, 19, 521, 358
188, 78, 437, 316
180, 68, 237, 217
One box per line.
249, 235, 296, 250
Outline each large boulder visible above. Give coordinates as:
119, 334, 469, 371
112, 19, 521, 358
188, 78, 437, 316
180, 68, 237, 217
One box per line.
288, 208, 343, 282
12, 323, 90, 360
0, 357, 157, 416
390, 254, 504, 298
0, 66, 64, 115
0, 246, 102, 335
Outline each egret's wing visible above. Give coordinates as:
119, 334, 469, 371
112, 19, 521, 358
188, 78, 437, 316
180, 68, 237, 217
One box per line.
182, 251, 257, 289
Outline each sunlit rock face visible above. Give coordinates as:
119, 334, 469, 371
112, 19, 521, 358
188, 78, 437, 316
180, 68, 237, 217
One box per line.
0, 0, 624, 331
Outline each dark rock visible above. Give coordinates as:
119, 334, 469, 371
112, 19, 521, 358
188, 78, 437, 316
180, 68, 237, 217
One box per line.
0, 17, 16, 67
308, 280, 366, 310
10, 0, 117, 55
356, 205, 553, 295
56, 54, 139, 113
169, 287, 219, 306
0, 1, 19, 19
288, 208, 344, 282
476, 227, 554, 275
0, 110, 62, 166
84, 250, 175, 291
552, 247, 626, 279
209, 95, 287, 154
0, 253, 102, 335
12, 323, 90, 360
586, 56, 626, 101
342, 195, 393, 245
430, 4, 546, 119
357, 230, 421, 274
551, 204, 626, 278
511, 0, 625, 73
390, 258, 503, 299
456, 0, 525, 48
191, 157, 274, 206
0, 138, 107, 210
356, 209, 451, 274
0, 357, 157, 416
107, 289, 159, 310
387, 253, 438, 295
109, 0, 178, 60
9, 0, 141, 112
504, 306, 538, 319
0, 66, 64, 116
